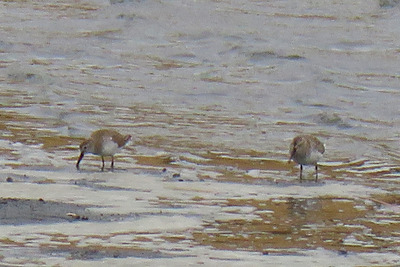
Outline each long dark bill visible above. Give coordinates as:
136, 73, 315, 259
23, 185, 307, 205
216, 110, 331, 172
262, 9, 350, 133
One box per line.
76, 152, 84, 170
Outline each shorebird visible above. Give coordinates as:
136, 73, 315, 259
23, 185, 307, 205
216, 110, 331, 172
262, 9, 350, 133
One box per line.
76, 129, 131, 171
288, 135, 325, 182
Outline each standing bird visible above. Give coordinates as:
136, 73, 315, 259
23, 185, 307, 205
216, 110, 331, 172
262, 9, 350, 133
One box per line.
288, 135, 325, 182
76, 129, 131, 171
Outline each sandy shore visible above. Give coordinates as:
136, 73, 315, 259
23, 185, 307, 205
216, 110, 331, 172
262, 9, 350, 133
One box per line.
0, 166, 398, 266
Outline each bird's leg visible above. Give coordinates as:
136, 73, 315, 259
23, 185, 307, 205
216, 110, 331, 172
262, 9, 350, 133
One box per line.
111, 156, 114, 171
300, 165, 303, 182
315, 165, 318, 182
101, 156, 105, 171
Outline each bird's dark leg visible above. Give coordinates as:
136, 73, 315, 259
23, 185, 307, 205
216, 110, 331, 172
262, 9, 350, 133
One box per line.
315, 165, 318, 182
299, 165, 303, 182
111, 156, 114, 171
101, 156, 105, 171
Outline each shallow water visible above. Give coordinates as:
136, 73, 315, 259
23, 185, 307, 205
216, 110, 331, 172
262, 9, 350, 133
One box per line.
0, 0, 399, 265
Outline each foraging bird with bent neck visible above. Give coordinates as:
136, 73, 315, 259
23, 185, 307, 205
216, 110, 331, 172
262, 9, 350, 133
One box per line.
76, 129, 131, 171
288, 135, 325, 182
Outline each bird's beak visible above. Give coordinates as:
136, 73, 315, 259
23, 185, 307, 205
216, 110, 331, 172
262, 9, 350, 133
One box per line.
76, 152, 84, 170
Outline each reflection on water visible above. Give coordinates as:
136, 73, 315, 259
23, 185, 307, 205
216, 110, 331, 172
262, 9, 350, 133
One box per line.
193, 196, 399, 253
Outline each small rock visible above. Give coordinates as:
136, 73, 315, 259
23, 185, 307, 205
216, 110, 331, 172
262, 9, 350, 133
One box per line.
66, 213, 81, 220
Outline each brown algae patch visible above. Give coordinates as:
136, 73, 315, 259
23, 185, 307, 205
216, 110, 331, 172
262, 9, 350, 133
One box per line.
369, 194, 400, 206
0, 237, 25, 246
37, 232, 186, 260
39, 135, 76, 151
135, 154, 177, 168
199, 152, 287, 172
79, 29, 122, 38
0, 110, 77, 150
193, 196, 399, 253
146, 55, 198, 70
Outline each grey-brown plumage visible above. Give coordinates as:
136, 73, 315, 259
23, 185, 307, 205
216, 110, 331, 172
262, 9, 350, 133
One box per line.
76, 129, 131, 171
288, 135, 325, 182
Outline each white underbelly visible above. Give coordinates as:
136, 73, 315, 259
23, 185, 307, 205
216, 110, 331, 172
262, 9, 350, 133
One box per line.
101, 139, 120, 156
304, 151, 323, 165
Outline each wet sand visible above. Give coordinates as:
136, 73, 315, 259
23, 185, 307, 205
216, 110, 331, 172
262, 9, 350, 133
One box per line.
0, 167, 397, 266
0, 0, 400, 266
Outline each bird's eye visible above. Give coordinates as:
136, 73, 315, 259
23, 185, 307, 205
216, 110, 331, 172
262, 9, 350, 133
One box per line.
83, 146, 87, 150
